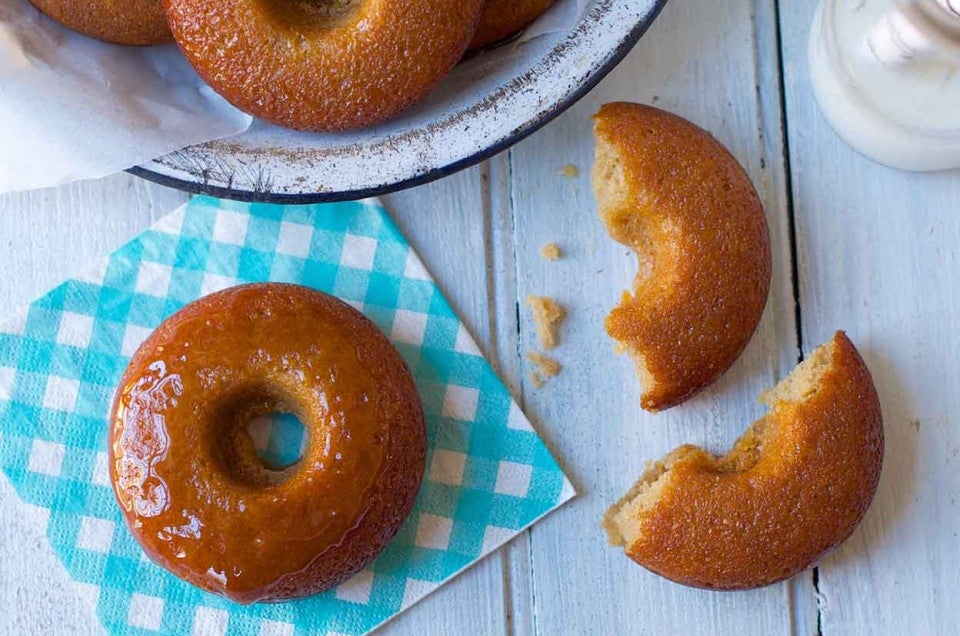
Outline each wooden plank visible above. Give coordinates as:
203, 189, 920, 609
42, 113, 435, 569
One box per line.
0, 175, 185, 310
0, 173, 187, 636
484, 152, 536, 636
779, 1, 960, 633
381, 164, 509, 636
507, 0, 808, 632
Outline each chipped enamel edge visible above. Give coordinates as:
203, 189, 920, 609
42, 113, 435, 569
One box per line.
129, 0, 668, 203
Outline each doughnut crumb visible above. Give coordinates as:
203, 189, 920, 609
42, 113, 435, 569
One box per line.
526, 295, 566, 350
540, 243, 562, 261
559, 163, 581, 179
529, 372, 546, 389
527, 350, 561, 388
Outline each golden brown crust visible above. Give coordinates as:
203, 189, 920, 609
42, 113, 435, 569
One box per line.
592, 102, 772, 411
110, 283, 426, 603
604, 332, 884, 590
163, 0, 485, 132
469, 0, 557, 49
29, 0, 172, 46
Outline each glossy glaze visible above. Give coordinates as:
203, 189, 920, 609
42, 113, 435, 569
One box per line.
110, 284, 426, 603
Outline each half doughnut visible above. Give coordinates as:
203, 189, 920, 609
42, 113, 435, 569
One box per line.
592, 102, 772, 411
602, 332, 884, 590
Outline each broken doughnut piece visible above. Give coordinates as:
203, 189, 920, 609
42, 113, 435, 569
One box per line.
602, 332, 884, 590
592, 103, 772, 411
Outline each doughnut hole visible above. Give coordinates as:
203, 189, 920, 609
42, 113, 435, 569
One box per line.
258, 0, 364, 30
210, 384, 313, 487
247, 412, 308, 471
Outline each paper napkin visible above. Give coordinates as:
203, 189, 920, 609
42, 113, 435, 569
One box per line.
0, 197, 574, 635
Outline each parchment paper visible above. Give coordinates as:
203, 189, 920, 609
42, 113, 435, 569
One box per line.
0, 0, 584, 195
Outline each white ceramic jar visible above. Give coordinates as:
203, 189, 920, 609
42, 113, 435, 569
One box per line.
809, 0, 960, 171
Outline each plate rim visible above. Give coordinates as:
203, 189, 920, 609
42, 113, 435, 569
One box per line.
128, 0, 669, 204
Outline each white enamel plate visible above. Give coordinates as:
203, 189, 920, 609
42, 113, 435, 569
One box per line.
130, 0, 667, 203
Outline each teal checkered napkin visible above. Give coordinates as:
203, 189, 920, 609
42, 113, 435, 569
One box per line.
0, 196, 574, 635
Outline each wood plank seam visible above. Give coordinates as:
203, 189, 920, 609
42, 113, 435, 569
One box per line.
482, 156, 524, 636
511, 153, 543, 636
503, 146, 545, 636
483, 152, 537, 636
771, 1, 821, 634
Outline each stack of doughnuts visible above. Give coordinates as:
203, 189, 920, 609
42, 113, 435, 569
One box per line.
28, 0, 559, 131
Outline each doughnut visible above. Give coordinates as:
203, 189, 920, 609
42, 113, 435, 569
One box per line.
28, 0, 172, 46
469, 0, 557, 50
110, 283, 426, 603
592, 102, 772, 412
163, 0, 486, 132
603, 332, 884, 590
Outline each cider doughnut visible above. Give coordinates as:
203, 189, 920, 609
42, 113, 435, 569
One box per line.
28, 0, 172, 46
163, 0, 486, 131
469, 0, 557, 50
592, 102, 772, 411
110, 283, 426, 603
603, 332, 884, 590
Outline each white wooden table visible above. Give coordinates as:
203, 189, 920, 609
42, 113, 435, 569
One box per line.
2, 0, 958, 633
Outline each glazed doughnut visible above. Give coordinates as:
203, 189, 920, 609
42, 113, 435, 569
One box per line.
110, 284, 426, 603
163, 0, 486, 132
469, 0, 557, 50
592, 102, 772, 412
603, 332, 884, 590
28, 0, 172, 46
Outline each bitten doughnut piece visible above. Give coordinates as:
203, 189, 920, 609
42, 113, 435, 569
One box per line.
469, 0, 557, 49
29, 0, 172, 45
592, 103, 772, 411
603, 332, 884, 590
164, 0, 486, 131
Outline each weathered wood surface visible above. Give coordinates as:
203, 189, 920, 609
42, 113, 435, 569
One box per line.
2, 0, 958, 633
